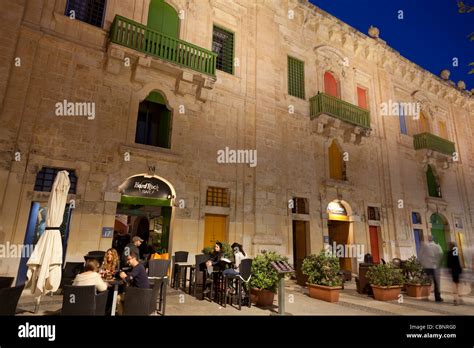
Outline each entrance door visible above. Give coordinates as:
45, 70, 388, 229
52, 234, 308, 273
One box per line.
455, 232, 465, 268
293, 221, 308, 285
431, 227, 447, 266
328, 220, 352, 271
369, 226, 380, 263
204, 215, 227, 248
413, 229, 423, 257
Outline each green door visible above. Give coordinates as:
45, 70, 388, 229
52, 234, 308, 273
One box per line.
147, 0, 179, 38
431, 226, 447, 267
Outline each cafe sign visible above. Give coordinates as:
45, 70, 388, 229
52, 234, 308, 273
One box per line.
119, 175, 172, 199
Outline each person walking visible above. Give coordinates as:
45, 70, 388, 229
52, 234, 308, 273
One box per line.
419, 236, 444, 302
447, 242, 463, 305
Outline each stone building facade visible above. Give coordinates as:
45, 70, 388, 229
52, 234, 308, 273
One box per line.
0, 0, 473, 280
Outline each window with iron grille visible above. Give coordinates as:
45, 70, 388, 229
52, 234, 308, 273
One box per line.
206, 187, 229, 207
367, 206, 380, 221
212, 26, 234, 74
292, 197, 308, 214
288, 56, 305, 99
34, 167, 77, 194
65, 0, 107, 28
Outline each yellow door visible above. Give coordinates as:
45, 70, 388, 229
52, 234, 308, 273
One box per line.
204, 215, 227, 248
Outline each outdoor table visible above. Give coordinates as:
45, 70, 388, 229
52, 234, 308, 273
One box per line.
107, 279, 123, 316
175, 262, 193, 290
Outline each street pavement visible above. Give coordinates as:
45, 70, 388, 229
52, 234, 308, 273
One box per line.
16, 270, 473, 316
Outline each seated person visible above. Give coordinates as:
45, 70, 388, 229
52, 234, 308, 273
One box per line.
101, 248, 120, 279
223, 242, 246, 277
73, 259, 108, 292
116, 251, 150, 315
119, 251, 150, 289
205, 242, 223, 275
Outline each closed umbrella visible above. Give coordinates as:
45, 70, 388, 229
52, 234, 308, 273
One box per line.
26, 170, 70, 312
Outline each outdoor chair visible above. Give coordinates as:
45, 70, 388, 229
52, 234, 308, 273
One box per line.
0, 276, 14, 289
171, 251, 189, 288
0, 284, 25, 315
58, 262, 84, 292
191, 254, 208, 298
61, 285, 108, 316
223, 258, 253, 310
123, 281, 161, 316
148, 259, 170, 314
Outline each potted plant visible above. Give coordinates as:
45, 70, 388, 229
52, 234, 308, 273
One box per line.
249, 251, 288, 307
404, 256, 431, 298
302, 251, 343, 303
366, 263, 405, 301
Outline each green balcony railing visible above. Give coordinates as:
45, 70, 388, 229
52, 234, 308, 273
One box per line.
413, 132, 455, 156
310, 92, 371, 129
110, 15, 217, 76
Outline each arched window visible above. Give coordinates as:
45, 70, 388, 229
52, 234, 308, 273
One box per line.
324, 72, 339, 98
419, 111, 429, 133
426, 165, 441, 198
147, 0, 179, 38
135, 91, 172, 149
328, 140, 346, 180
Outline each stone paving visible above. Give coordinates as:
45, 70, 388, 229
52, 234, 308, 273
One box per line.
16, 272, 473, 316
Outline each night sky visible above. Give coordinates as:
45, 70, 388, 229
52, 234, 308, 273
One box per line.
311, 0, 473, 91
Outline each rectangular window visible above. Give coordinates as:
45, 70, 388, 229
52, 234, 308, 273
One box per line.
206, 187, 229, 207
399, 106, 407, 135
35, 167, 77, 194
438, 121, 448, 139
212, 26, 234, 74
288, 56, 305, 99
292, 197, 309, 214
135, 100, 172, 149
357, 86, 368, 110
411, 212, 422, 225
65, 0, 107, 28
367, 207, 381, 221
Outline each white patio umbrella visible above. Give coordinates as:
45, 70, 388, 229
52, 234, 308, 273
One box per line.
26, 170, 70, 312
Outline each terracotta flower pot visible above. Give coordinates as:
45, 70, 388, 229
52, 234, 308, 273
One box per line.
307, 284, 341, 303
406, 284, 431, 299
251, 288, 275, 307
371, 285, 403, 301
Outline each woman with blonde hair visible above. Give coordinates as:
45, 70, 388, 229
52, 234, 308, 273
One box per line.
101, 248, 120, 279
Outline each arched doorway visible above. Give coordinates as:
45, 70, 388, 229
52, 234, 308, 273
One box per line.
430, 213, 449, 266
114, 174, 175, 260
327, 200, 353, 272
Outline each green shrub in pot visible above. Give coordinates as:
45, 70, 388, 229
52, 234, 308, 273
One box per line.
404, 256, 431, 285
366, 263, 405, 287
249, 251, 288, 292
302, 251, 342, 287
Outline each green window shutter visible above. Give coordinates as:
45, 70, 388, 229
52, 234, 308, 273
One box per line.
212, 26, 234, 74
288, 56, 305, 99
426, 165, 439, 197
147, 0, 179, 38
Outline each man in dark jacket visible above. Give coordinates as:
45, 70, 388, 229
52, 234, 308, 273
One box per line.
121, 236, 143, 268
116, 251, 150, 315
119, 251, 149, 289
